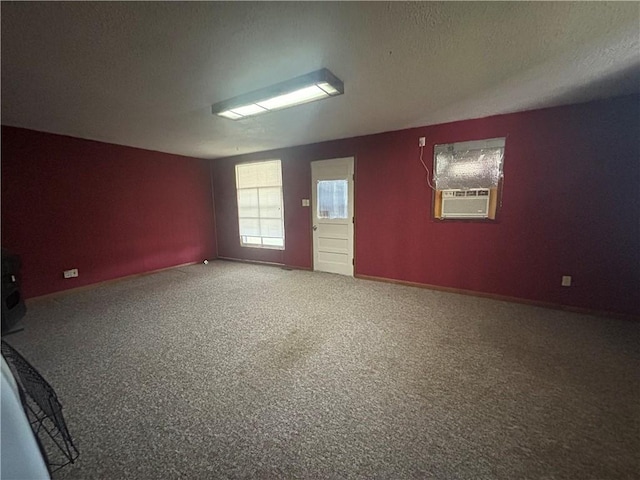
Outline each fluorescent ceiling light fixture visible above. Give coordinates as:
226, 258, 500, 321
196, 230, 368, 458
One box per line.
212, 68, 344, 120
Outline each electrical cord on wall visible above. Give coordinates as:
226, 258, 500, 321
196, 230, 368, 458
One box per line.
419, 145, 436, 191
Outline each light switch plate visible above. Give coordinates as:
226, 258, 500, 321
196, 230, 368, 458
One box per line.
561, 275, 572, 287
302, 199, 310, 207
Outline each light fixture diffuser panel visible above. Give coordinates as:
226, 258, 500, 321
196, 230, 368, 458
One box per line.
256, 85, 328, 111
317, 82, 339, 95
217, 110, 243, 120
230, 104, 267, 116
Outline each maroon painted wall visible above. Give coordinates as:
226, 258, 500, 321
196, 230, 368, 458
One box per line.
212, 95, 640, 315
2, 127, 216, 298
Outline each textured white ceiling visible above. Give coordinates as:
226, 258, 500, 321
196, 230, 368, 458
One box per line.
2, 2, 639, 159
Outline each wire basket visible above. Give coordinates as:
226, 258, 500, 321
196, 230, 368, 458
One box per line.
1, 340, 79, 473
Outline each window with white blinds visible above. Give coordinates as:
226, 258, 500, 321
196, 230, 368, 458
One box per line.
235, 160, 285, 249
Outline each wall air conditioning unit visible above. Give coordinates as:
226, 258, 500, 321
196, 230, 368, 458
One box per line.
441, 188, 490, 218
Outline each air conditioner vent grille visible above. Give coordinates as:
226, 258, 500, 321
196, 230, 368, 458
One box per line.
441, 188, 490, 218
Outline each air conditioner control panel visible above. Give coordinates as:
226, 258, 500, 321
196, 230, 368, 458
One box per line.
442, 188, 490, 197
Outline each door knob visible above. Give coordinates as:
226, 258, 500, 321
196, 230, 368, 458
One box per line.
313, 225, 318, 231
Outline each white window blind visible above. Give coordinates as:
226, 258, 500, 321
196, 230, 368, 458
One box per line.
235, 160, 285, 249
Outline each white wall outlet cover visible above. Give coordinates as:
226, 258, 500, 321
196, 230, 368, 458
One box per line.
64, 268, 78, 279
419, 137, 426, 147
561, 275, 572, 287
302, 199, 310, 207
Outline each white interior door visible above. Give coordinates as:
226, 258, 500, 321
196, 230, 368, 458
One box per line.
311, 157, 354, 276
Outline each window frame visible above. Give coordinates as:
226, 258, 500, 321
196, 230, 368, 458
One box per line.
431, 138, 506, 222
235, 159, 285, 250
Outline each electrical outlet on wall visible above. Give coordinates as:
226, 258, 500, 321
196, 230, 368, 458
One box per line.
418, 137, 426, 147
561, 275, 572, 287
63, 268, 78, 279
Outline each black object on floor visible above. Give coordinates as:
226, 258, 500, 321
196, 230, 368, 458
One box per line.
1, 249, 27, 335
1, 340, 79, 473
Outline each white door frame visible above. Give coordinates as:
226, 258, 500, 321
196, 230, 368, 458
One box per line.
311, 157, 355, 276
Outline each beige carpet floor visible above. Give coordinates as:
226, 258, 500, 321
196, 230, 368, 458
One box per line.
6, 260, 639, 479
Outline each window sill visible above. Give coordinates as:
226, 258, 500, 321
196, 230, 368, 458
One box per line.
240, 244, 285, 251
